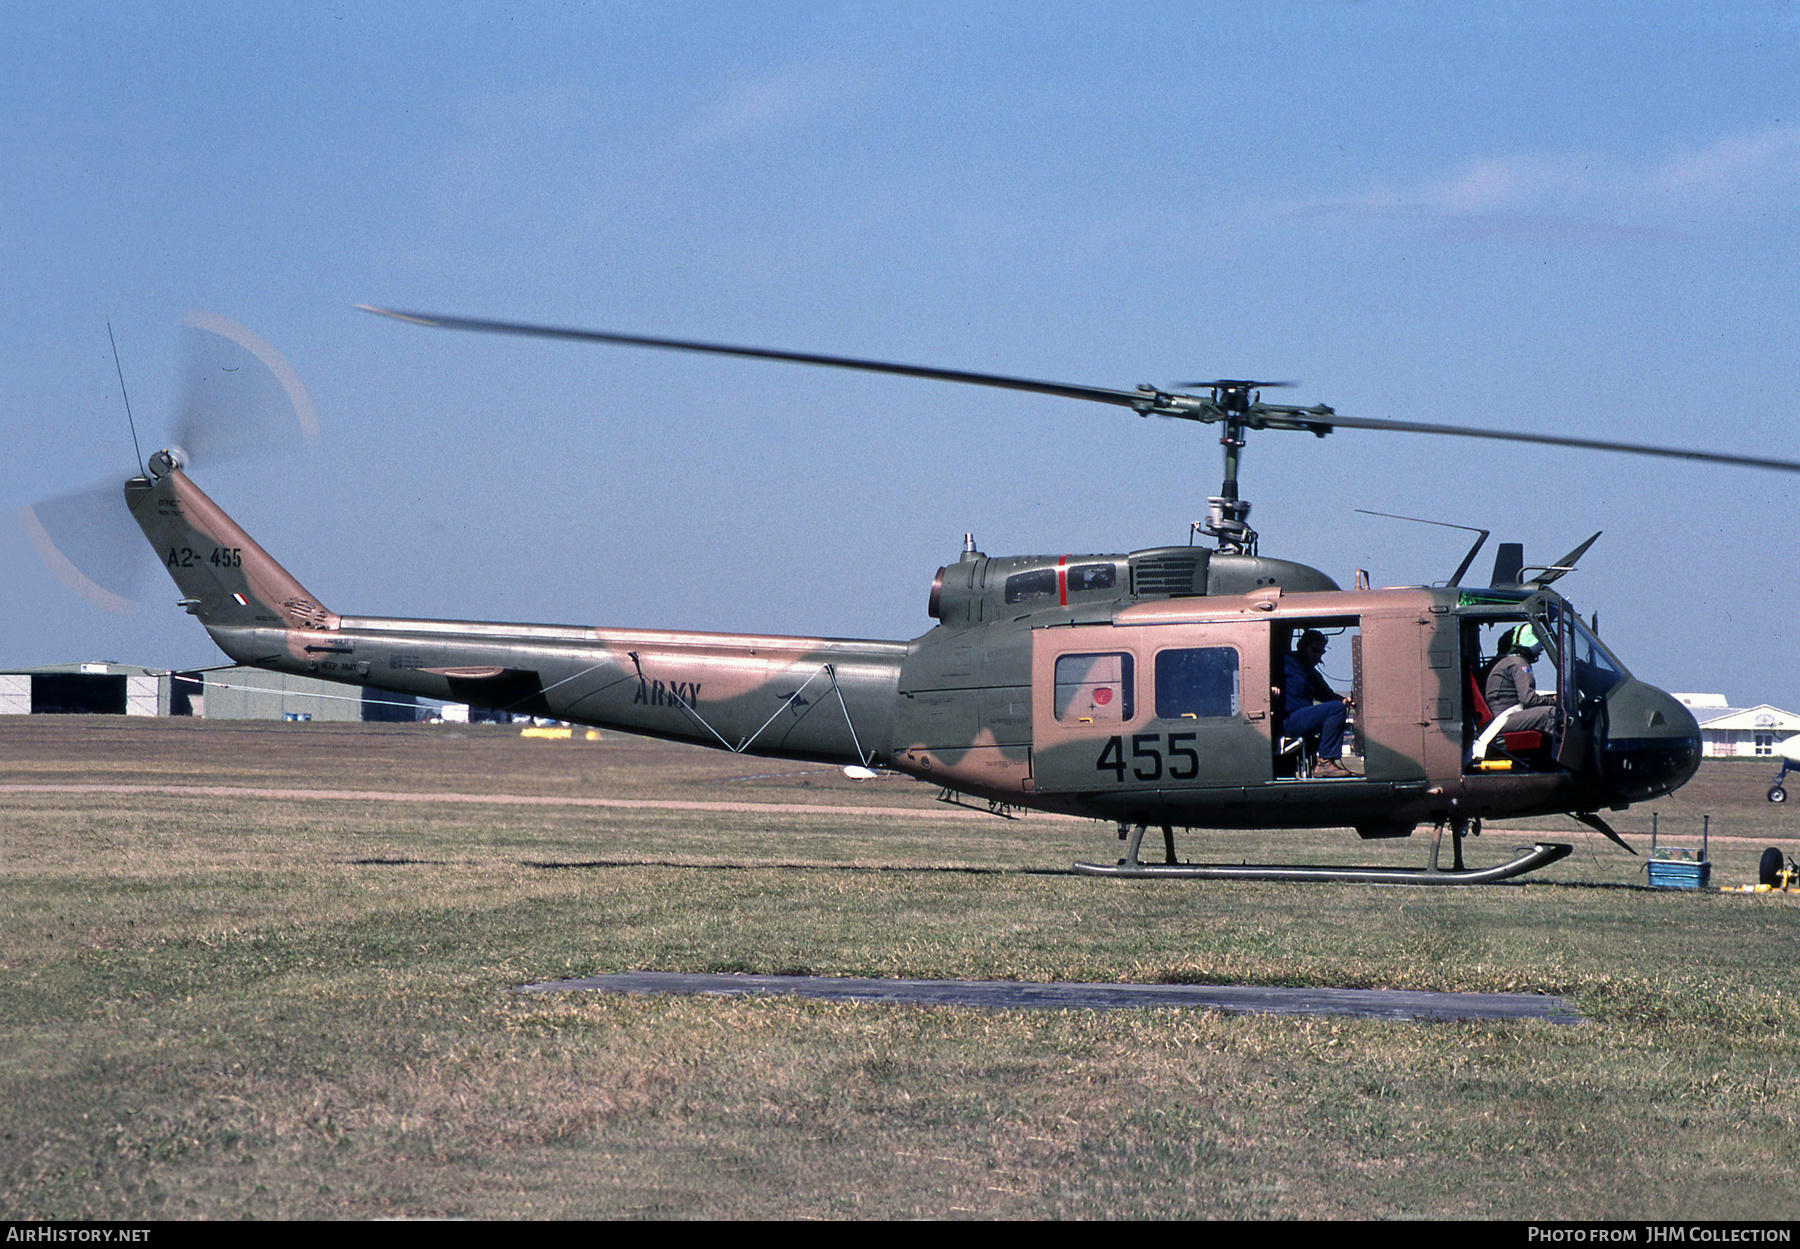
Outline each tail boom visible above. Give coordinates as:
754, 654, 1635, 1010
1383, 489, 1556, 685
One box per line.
129, 458, 904, 764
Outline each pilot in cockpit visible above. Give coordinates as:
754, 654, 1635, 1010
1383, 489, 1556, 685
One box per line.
1484, 624, 1557, 736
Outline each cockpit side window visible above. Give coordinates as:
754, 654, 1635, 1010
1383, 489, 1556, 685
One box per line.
1567, 614, 1626, 698
1530, 598, 1563, 661
1524, 597, 1627, 697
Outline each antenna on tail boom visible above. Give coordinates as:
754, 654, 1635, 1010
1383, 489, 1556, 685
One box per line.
107, 317, 146, 477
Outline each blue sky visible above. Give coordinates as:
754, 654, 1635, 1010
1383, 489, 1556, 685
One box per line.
3, 3, 1797, 707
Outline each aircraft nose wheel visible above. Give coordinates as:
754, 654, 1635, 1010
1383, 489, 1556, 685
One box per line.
1769, 785, 1787, 804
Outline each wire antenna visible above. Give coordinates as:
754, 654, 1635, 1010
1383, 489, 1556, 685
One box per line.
107, 316, 146, 476
1355, 509, 1490, 586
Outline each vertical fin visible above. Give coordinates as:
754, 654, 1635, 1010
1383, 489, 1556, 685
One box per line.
125, 456, 335, 631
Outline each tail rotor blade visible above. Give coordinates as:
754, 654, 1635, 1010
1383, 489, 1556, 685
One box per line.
24, 313, 319, 615
172, 311, 320, 465
16, 480, 147, 614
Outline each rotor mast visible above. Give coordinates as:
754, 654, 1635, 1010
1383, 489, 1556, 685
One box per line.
1146, 378, 1300, 555
1199, 382, 1258, 554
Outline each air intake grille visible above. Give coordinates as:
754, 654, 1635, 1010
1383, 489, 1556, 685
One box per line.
1132, 555, 1204, 597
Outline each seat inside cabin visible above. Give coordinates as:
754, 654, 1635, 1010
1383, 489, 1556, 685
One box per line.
1465, 622, 1550, 767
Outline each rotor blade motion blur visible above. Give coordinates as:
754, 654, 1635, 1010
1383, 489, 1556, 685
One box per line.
173, 311, 320, 464
1302, 411, 1800, 476
16, 482, 144, 614
19, 313, 320, 613
358, 306, 1157, 410
361, 305, 1800, 477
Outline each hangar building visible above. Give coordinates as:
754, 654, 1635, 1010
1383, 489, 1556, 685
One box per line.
0, 663, 198, 716
1673, 693, 1800, 758
0, 664, 417, 722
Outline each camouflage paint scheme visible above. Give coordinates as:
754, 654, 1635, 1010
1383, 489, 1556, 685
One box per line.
127, 451, 1702, 841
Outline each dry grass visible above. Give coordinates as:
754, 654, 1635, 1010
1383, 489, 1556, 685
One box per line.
1, 717, 1797, 1218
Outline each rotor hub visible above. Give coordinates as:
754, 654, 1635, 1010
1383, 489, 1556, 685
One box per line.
1199, 497, 1257, 554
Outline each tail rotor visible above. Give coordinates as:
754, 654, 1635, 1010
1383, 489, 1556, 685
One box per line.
17, 312, 319, 614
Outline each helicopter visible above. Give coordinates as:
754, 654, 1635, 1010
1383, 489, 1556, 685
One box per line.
114, 306, 1800, 884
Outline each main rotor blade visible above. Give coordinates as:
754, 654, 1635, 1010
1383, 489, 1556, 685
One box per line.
1309, 412, 1800, 475
362, 305, 1800, 475
358, 306, 1153, 410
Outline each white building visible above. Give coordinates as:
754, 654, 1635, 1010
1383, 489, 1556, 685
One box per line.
1672, 694, 1800, 759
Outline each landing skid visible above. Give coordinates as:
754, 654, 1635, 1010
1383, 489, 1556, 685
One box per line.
1074, 842, 1572, 884
1075, 818, 1572, 885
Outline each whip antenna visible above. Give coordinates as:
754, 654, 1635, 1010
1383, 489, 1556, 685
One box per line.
106, 316, 146, 476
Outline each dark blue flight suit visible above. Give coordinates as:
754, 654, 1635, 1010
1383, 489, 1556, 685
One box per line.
1281, 653, 1348, 760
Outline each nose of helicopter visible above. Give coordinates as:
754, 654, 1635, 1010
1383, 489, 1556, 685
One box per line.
1597, 679, 1702, 803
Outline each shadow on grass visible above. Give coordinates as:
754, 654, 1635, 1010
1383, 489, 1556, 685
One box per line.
518, 857, 1074, 876
346, 856, 454, 866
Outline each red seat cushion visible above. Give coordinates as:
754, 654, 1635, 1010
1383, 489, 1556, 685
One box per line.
1468, 669, 1544, 752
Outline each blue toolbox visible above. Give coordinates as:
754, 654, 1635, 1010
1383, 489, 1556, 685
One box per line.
1646, 813, 1711, 890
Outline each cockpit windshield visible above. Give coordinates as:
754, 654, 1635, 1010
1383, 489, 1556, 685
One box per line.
1530, 597, 1628, 701
1569, 614, 1626, 684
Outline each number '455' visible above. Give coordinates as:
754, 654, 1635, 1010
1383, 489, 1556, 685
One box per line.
1095, 733, 1200, 782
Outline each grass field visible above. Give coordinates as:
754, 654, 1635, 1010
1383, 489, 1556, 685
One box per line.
2, 716, 1796, 1219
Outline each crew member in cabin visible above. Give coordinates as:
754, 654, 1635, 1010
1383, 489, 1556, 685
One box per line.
1279, 629, 1355, 779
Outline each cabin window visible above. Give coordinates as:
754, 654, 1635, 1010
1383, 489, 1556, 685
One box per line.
1006, 569, 1058, 604
1155, 647, 1241, 720
1006, 563, 1116, 605
1068, 563, 1115, 593
1054, 652, 1134, 723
